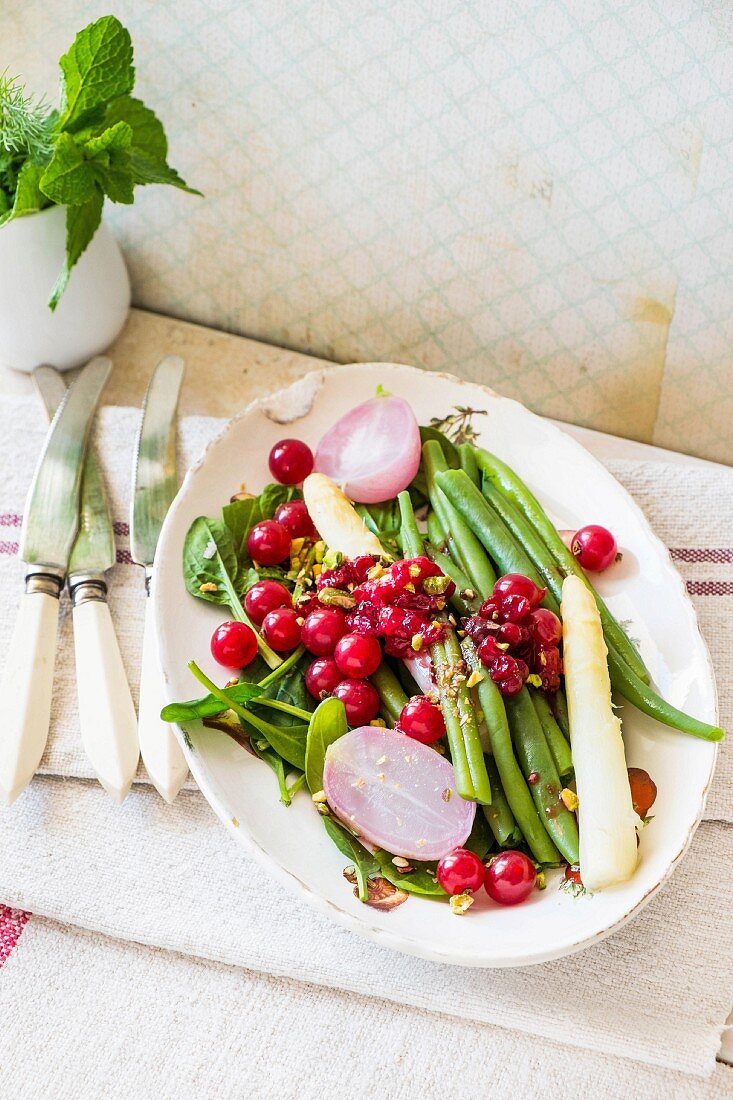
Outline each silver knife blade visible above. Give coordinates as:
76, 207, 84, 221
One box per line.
33, 366, 116, 577
21, 357, 112, 573
130, 356, 185, 570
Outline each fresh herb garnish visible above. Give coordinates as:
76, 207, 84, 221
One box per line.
0, 16, 199, 308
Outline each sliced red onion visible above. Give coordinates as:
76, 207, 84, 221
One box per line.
322, 725, 475, 861
314, 396, 421, 504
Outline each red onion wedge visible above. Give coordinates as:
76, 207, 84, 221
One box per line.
314, 396, 421, 504
322, 725, 475, 861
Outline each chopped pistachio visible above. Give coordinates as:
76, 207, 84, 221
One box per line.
423, 574, 452, 595
198, 581, 219, 593
466, 669, 484, 689
318, 587, 356, 609
450, 892, 475, 915
312, 790, 328, 804
370, 718, 386, 728
410, 634, 424, 652
561, 788, 579, 812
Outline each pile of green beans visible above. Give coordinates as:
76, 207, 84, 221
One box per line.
397, 491, 491, 804
437, 465, 723, 743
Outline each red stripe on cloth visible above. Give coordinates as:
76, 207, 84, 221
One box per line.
687, 580, 733, 596
116, 549, 134, 565
672, 548, 733, 563
0, 541, 19, 555
0, 513, 22, 528
0, 905, 30, 966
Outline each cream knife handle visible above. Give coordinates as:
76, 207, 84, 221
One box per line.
0, 578, 61, 806
138, 586, 188, 803
72, 584, 139, 803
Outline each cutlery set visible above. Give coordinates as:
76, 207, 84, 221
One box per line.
0, 356, 187, 806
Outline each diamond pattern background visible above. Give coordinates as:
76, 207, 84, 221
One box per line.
3, 0, 732, 460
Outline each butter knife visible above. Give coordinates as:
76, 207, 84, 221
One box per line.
131, 357, 188, 802
34, 366, 139, 803
0, 357, 111, 805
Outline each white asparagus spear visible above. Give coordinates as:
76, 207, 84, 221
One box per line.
303, 473, 385, 558
561, 575, 640, 891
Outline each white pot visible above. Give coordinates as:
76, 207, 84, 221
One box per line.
0, 204, 131, 372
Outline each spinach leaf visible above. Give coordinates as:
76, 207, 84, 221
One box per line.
161, 680, 264, 723
355, 501, 401, 555
259, 482, 298, 519
374, 851, 447, 897
183, 515, 244, 614
465, 804, 493, 860
419, 426, 460, 468
322, 817, 379, 902
305, 698, 348, 793
242, 716, 308, 772
222, 497, 262, 560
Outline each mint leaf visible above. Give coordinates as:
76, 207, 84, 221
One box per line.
103, 94, 200, 193
105, 95, 166, 159
86, 121, 134, 204
40, 132, 96, 204
48, 189, 103, 310
58, 15, 134, 131
0, 161, 46, 226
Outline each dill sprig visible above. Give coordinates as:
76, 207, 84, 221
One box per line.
0, 71, 54, 161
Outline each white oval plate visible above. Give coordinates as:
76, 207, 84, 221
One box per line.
154, 363, 718, 967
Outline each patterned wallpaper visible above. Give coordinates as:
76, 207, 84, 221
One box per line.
3, 1, 732, 462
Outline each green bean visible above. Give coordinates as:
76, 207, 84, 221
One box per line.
463, 641, 560, 864
607, 648, 723, 742
442, 630, 492, 803
371, 662, 408, 725
504, 688, 579, 863
435, 469, 560, 615
423, 442, 496, 596
425, 542, 480, 617
552, 688, 570, 737
459, 442, 480, 486
530, 689, 573, 780
427, 509, 446, 549
399, 491, 489, 801
483, 756, 523, 847
475, 447, 650, 684
481, 479, 565, 596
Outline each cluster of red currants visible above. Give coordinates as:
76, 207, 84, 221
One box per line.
462, 573, 563, 695
436, 847, 537, 906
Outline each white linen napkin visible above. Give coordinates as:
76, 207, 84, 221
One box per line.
0, 398, 731, 1078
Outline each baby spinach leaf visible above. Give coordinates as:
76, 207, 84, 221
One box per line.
465, 804, 493, 860
322, 817, 379, 902
258, 482, 297, 519
305, 698, 348, 794
222, 497, 262, 559
161, 680, 264, 723
374, 851, 447, 897
183, 515, 246, 616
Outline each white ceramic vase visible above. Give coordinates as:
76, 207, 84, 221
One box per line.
0, 204, 131, 373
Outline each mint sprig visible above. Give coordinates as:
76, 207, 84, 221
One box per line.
0, 15, 200, 309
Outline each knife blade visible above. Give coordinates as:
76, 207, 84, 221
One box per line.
131, 355, 185, 573
131, 356, 188, 803
33, 366, 139, 802
0, 357, 111, 806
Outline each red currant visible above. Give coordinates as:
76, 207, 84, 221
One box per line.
261, 607, 302, 652
397, 695, 445, 744
244, 579, 292, 626
484, 850, 536, 905
332, 678, 380, 725
268, 438, 314, 485
493, 573, 546, 610
301, 607, 348, 656
274, 499, 318, 539
210, 620, 258, 669
305, 657, 343, 700
436, 848, 485, 896
333, 633, 382, 679
529, 608, 562, 647
571, 525, 617, 572
246, 520, 291, 565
